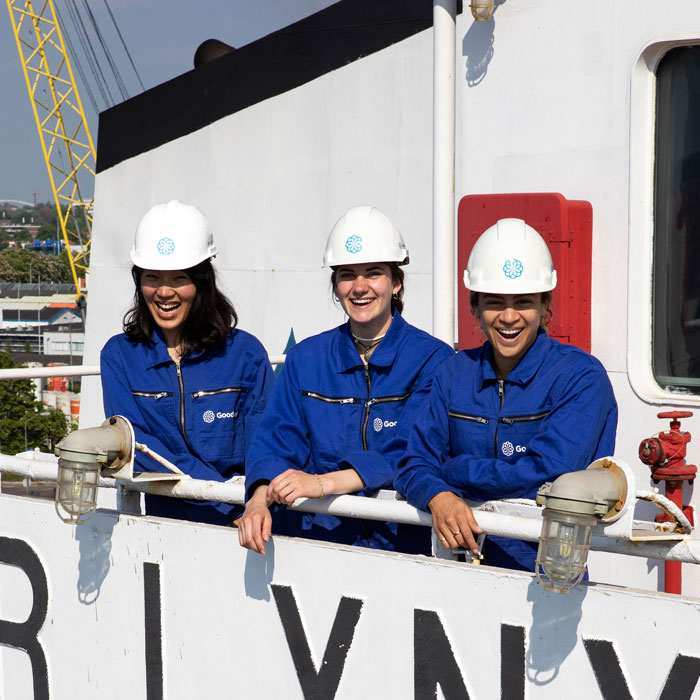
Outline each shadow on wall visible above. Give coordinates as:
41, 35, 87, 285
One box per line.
526, 578, 585, 685
75, 511, 118, 604
462, 0, 508, 86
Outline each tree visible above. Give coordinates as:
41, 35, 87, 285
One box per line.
37, 223, 56, 239
0, 248, 72, 283
0, 352, 68, 454
0, 256, 17, 283
13, 229, 32, 243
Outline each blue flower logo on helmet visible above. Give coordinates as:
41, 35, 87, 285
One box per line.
503, 258, 524, 279
345, 235, 363, 254
157, 237, 175, 256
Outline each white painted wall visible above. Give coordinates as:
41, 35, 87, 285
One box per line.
81, 0, 700, 596
0, 497, 699, 700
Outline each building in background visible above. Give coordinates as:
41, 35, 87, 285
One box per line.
0, 283, 83, 426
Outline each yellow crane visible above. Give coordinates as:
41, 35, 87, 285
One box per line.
6, 0, 96, 307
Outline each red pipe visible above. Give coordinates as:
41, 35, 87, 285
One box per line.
663, 481, 683, 594
638, 411, 696, 595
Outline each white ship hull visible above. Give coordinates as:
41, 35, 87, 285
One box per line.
4, 1, 700, 696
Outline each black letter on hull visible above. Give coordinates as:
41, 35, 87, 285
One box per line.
585, 639, 700, 699
144, 562, 164, 700
658, 654, 700, 699
271, 584, 363, 700
501, 624, 525, 700
584, 639, 633, 700
0, 536, 49, 700
659, 654, 700, 700
414, 609, 469, 700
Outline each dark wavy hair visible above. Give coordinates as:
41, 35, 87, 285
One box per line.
123, 260, 238, 354
331, 262, 405, 314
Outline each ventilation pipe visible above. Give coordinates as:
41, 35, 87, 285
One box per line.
433, 0, 456, 347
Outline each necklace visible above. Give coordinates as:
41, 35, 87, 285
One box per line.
351, 331, 386, 363
351, 331, 387, 343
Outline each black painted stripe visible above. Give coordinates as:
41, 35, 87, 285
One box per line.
501, 624, 525, 700
658, 654, 700, 700
144, 562, 164, 700
414, 608, 470, 699
0, 537, 49, 700
96, 0, 463, 172
583, 639, 633, 700
271, 583, 363, 699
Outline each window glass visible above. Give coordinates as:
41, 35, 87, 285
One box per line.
653, 47, 700, 393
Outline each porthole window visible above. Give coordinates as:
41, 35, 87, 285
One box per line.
653, 47, 700, 393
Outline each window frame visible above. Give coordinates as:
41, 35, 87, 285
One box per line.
628, 37, 700, 405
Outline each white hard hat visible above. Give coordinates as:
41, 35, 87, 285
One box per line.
130, 200, 217, 270
463, 218, 557, 293
323, 205, 409, 267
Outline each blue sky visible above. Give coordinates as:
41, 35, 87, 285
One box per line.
0, 0, 337, 204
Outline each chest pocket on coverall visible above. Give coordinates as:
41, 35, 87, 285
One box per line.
448, 409, 491, 458
191, 387, 247, 460
301, 391, 362, 470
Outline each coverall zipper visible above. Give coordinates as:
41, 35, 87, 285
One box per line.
192, 387, 244, 399
302, 391, 360, 404
176, 363, 195, 452
449, 410, 489, 423
499, 411, 549, 425
494, 379, 505, 457
362, 365, 372, 450
132, 390, 172, 399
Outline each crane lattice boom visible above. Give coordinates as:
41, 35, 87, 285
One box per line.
7, 0, 96, 306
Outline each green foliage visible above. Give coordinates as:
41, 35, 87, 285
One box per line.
37, 224, 56, 238
36, 206, 56, 227
0, 352, 68, 454
0, 248, 72, 283
0, 257, 17, 282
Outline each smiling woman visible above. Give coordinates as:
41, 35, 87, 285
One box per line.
395, 218, 618, 572
236, 205, 454, 555
99, 201, 275, 524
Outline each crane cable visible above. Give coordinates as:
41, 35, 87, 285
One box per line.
79, 0, 129, 101
52, 2, 99, 112
102, 0, 145, 93
61, 0, 114, 108
56, 0, 144, 111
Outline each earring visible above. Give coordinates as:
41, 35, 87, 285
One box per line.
392, 293, 398, 300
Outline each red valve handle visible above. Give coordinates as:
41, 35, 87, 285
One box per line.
658, 411, 693, 420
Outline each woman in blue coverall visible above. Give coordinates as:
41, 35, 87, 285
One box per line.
394, 218, 618, 571
101, 200, 274, 525
237, 205, 454, 554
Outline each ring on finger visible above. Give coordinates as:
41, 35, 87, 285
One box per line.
439, 536, 447, 542
452, 530, 461, 536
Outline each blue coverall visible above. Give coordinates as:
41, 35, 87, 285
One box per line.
101, 327, 275, 524
245, 312, 454, 552
394, 330, 618, 570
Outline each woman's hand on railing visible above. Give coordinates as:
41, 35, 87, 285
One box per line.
428, 491, 482, 555
235, 485, 272, 555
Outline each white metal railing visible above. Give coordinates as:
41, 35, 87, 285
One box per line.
0, 355, 286, 381
2, 451, 700, 565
